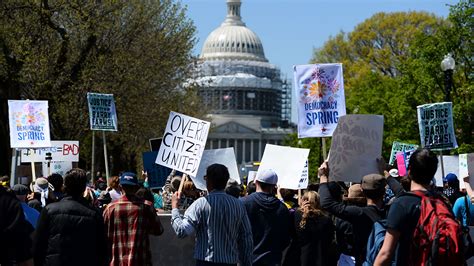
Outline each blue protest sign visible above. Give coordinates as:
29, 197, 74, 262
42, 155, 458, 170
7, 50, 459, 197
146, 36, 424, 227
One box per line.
417, 102, 457, 150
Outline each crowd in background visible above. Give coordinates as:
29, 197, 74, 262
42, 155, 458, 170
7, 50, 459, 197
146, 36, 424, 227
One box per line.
0, 148, 472, 266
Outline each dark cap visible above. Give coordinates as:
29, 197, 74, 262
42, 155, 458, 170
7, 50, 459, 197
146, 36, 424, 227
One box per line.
119, 172, 138, 186
361, 174, 386, 191
12, 184, 30, 196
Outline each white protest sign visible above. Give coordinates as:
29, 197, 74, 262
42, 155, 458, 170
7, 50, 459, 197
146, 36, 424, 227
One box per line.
21, 141, 79, 162
155, 111, 210, 177
42, 161, 73, 177
247, 171, 257, 185
417, 102, 457, 150
328, 114, 384, 182
87, 92, 118, 131
8, 100, 51, 148
460, 154, 474, 188
191, 147, 241, 190
434, 155, 460, 188
294, 63, 346, 138
258, 144, 309, 189
298, 161, 309, 189
192, 148, 240, 191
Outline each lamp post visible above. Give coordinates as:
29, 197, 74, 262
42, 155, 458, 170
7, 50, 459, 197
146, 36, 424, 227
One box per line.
440, 53, 455, 102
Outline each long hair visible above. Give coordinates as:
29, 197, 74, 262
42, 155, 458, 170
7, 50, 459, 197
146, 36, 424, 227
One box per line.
299, 191, 326, 229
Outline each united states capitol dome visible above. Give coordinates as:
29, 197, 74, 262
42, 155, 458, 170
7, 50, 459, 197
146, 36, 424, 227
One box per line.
200, 0, 267, 62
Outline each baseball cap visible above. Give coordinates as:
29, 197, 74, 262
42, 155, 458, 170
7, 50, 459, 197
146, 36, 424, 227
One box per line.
361, 174, 387, 191
12, 184, 30, 196
119, 172, 138, 186
256, 169, 278, 185
443, 173, 458, 183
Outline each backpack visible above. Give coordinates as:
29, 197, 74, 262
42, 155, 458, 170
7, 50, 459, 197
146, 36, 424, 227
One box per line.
409, 190, 464, 266
363, 219, 397, 266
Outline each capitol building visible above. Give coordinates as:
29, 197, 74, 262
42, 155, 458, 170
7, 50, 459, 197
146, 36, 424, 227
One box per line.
197, 0, 293, 165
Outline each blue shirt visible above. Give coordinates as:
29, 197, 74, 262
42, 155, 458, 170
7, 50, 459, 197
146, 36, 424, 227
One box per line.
21, 202, 40, 229
453, 195, 474, 227
171, 190, 253, 265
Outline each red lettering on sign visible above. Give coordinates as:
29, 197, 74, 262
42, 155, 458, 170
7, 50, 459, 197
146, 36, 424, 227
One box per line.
63, 144, 79, 155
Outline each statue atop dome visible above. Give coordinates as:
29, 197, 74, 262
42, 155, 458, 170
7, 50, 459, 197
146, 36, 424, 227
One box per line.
222, 0, 245, 26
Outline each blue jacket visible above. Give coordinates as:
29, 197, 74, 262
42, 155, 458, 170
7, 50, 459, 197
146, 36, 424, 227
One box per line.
241, 192, 291, 265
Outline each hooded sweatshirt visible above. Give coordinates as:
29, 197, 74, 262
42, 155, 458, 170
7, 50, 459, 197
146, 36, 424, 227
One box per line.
241, 192, 290, 265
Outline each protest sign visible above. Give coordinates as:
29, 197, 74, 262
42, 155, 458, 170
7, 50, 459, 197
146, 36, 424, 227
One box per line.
298, 161, 309, 189
328, 114, 384, 182
389, 141, 418, 165
434, 155, 459, 188
257, 144, 309, 189
460, 154, 474, 188
21, 141, 79, 162
192, 148, 240, 191
42, 161, 72, 177
8, 100, 51, 148
417, 102, 457, 150
395, 149, 416, 177
143, 151, 171, 188
155, 112, 210, 177
247, 171, 257, 185
87, 93, 118, 131
294, 63, 346, 138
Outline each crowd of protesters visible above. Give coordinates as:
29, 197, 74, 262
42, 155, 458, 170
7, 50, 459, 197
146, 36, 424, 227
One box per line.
1, 148, 473, 266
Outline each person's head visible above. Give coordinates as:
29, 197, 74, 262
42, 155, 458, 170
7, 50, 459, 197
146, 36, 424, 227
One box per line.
361, 174, 387, 201
109, 176, 120, 190
280, 188, 296, 202
48, 173, 63, 192
343, 184, 367, 207
225, 180, 241, 198
183, 180, 199, 199
327, 182, 344, 202
299, 191, 325, 228
12, 184, 30, 202
205, 164, 230, 191
136, 187, 154, 202
255, 169, 278, 193
247, 181, 256, 195
443, 173, 459, 189
119, 172, 139, 195
0, 175, 10, 188
170, 176, 182, 192
64, 168, 88, 197
408, 148, 438, 186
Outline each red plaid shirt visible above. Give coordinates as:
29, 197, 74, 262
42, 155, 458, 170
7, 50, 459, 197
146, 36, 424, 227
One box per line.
103, 195, 162, 266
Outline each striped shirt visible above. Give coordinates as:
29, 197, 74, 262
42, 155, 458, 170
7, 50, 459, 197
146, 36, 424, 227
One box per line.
171, 190, 253, 266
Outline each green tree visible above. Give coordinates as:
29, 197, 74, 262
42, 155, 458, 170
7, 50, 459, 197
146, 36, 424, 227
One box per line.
0, 0, 202, 175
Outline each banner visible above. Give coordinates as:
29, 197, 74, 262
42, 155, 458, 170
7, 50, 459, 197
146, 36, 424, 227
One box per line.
21, 141, 79, 162
434, 155, 459, 188
389, 141, 418, 165
87, 92, 118, 131
247, 171, 257, 185
155, 111, 210, 177
193, 148, 240, 191
143, 151, 172, 188
328, 115, 384, 182
257, 144, 309, 189
42, 161, 72, 177
460, 154, 474, 188
8, 100, 51, 148
294, 63, 346, 138
417, 102, 457, 150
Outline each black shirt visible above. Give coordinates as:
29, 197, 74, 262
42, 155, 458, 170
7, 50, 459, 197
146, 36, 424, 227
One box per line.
386, 192, 422, 266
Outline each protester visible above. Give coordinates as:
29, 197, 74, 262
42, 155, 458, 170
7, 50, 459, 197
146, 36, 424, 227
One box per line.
12, 184, 40, 229
33, 177, 52, 207
27, 188, 43, 212
107, 175, 123, 202
247, 181, 256, 195
443, 173, 465, 206
34, 168, 108, 266
241, 169, 290, 266
278, 188, 298, 211
283, 191, 335, 266
171, 163, 253, 266
97, 190, 112, 211
225, 179, 242, 198
47, 173, 64, 201
0, 185, 33, 266
374, 148, 463, 265
0, 175, 10, 188
94, 178, 108, 197
162, 170, 181, 210
103, 171, 163, 266
453, 176, 474, 227
318, 159, 388, 266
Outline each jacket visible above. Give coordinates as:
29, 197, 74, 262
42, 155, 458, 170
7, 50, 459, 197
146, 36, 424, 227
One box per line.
34, 196, 108, 266
241, 192, 291, 265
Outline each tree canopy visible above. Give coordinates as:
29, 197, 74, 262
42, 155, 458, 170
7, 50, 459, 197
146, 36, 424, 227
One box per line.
0, 0, 202, 174
285, 1, 473, 183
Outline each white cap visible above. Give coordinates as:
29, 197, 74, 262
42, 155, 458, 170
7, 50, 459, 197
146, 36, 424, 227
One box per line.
256, 169, 278, 185
389, 169, 399, 178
